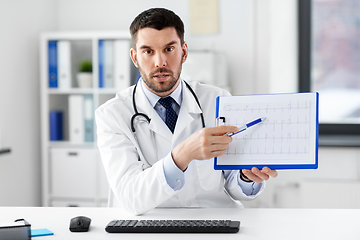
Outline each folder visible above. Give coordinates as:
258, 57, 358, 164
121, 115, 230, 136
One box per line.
84, 95, 94, 142
214, 92, 319, 170
57, 40, 72, 89
48, 41, 58, 88
69, 95, 84, 144
49, 110, 63, 141
98, 40, 104, 88
104, 40, 114, 88
114, 40, 131, 90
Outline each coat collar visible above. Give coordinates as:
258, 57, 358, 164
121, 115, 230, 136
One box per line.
140, 78, 183, 108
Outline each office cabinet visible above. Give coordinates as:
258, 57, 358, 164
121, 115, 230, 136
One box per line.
40, 31, 134, 207
50, 148, 97, 199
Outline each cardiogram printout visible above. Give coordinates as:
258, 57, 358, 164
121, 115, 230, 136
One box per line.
214, 92, 319, 170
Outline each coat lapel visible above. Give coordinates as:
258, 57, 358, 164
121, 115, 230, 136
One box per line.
135, 83, 173, 142
173, 81, 203, 143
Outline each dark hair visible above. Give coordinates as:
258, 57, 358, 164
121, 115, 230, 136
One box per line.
129, 8, 185, 48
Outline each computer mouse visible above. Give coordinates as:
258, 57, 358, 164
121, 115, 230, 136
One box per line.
69, 216, 91, 232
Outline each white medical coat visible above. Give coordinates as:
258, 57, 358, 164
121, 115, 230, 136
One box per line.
95, 80, 264, 215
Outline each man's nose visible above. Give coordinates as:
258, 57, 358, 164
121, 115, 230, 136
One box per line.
155, 53, 167, 67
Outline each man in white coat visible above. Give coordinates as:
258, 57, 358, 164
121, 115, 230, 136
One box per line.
96, 8, 278, 215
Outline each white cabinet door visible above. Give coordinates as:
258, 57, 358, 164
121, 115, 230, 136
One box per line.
50, 148, 97, 198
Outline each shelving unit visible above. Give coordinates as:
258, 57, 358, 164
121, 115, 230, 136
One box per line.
40, 31, 135, 207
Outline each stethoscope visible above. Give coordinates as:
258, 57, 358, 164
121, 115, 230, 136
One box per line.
131, 80, 205, 167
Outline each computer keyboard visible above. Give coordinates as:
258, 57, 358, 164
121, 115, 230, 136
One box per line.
105, 219, 240, 233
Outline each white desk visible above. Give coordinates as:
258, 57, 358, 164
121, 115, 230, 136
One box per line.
1, 207, 360, 239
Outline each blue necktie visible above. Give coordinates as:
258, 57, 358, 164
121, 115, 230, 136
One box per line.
158, 97, 178, 133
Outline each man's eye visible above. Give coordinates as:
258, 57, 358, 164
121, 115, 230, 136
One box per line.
144, 50, 152, 54
165, 47, 174, 52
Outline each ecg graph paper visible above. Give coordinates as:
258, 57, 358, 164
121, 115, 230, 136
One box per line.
215, 92, 318, 168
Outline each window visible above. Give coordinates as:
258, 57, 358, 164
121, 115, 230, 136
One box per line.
299, 0, 360, 142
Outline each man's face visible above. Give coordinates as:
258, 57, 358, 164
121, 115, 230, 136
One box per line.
130, 27, 188, 97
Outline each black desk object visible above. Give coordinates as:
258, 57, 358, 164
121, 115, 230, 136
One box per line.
0, 148, 11, 155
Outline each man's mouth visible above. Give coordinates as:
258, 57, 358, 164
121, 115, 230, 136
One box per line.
155, 74, 169, 78
153, 73, 171, 82
150, 68, 173, 82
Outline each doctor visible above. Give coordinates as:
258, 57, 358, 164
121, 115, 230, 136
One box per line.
96, 8, 278, 215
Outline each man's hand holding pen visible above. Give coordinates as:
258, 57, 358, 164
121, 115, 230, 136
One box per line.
172, 125, 239, 171
172, 125, 278, 184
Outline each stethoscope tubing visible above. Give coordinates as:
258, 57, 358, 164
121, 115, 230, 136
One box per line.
130, 80, 205, 167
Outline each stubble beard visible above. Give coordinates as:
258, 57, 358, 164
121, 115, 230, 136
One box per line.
138, 59, 183, 95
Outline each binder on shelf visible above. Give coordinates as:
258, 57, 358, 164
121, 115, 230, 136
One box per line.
48, 41, 58, 88
57, 40, 72, 89
69, 95, 84, 144
49, 110, 63, 141
84, 95, 94, 142
114, 40, 131, 90
104, 40, 114, 88
98, 40, 104, 88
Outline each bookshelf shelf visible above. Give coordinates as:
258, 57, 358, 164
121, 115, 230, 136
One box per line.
40, 31, 135, 207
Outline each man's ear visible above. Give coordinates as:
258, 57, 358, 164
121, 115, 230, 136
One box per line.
130, 48, 138, 68
182, 42, 188, 63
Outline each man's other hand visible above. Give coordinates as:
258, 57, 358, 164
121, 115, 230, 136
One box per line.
241, 167, 278, 183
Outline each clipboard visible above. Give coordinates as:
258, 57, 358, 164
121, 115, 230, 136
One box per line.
214, 92, 319, 170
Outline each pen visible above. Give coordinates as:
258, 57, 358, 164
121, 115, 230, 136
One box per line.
225, 117, 267, 137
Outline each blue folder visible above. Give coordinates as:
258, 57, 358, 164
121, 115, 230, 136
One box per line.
98, 40, 104, 88
50, 110, 63, 141
48, 41, 58, 88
